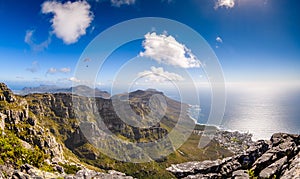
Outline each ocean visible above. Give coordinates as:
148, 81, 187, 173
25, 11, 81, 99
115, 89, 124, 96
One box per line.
187, 86, 300, 140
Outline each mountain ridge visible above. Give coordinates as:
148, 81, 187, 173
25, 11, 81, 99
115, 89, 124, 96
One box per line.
19, 84, 111, 98
0, 82, 299, 178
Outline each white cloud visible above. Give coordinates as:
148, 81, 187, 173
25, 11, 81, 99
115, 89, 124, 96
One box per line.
46, 67, 57, 75
26, 61, 40, 73
69, 77, 81, 83
216, 36, 223, 43
42, 1, 93, 44
25, 30, 51, 51
59, 67, 71, 73
110, 0, 135, 7
215, 0, 235, 9
137, 66, 184, 83
140, 32, 201, 68
46, 67, 71, 75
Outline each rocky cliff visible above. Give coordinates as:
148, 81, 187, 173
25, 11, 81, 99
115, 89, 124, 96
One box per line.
167, 133, 300, 178
0, 82, 198, 178
0, 83, 134, 178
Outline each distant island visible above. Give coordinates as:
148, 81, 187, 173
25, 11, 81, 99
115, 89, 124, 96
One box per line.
0, 82, 299, 178
18, 84, 111, 98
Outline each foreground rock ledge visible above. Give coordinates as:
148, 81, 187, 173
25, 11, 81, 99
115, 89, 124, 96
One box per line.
0, 164, 134, 179
167, 133, 300, 179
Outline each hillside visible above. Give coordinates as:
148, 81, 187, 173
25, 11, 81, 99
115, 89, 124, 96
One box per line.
2, 82, 298, 178
0, 82, 232, 178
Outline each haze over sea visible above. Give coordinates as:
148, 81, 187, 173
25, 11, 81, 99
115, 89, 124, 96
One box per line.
185, 85, 300, 141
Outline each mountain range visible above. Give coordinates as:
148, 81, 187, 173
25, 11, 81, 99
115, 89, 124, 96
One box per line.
0, 82, 299, 178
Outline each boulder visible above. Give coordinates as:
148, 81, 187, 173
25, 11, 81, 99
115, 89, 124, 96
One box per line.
281, 151, 300, 179
232, 170, 249, 179
12, 170, 30, 179
166, 160, 222, 178
259, 156, 287, 178
167, 133, 300, 178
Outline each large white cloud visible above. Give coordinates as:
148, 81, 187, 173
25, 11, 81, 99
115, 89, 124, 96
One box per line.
137, 66, 184, 83
140, 32, 201, 68
42, 1, 93, 44
215, 0, 235, 9
110, 0, 135, 7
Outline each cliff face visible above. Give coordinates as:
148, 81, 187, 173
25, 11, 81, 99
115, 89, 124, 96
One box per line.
0, 83, 64, 162
0, 82, 195, 178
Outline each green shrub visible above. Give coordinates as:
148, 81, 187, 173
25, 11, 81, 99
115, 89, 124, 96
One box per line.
247, 169, 258, 179
0, 130, 48, 168
59, 162, 81, 174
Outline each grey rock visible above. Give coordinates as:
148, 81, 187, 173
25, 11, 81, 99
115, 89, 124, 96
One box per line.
166, 160, 222, 178
27, 117, 36, 126
232, 170, 249, 179
259, 156, 287, 178
55, 165, 64, 173
20, 164, 34, 172
167, 133, 300, 178
220, 159, 241, 176
73, 169, 133, 179
108, 170, 126, 176
12, 170, 30, 179
0, 172, 4, 179
183, 172, 221, 179
0, 113, 6, 131
281, 152, 300, 179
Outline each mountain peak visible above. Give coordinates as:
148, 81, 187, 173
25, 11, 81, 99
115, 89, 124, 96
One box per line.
0, 83, 16, 102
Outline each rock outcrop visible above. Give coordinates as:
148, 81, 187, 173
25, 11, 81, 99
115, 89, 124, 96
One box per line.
167, 133, 300, 178
0, 112, 5, 131
0, 83, 65, 162
0, 164, 133, 179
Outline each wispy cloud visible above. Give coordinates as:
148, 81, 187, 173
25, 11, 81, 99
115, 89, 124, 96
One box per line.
110, 0, 135, 7
24, 30, 51, 52
42, 1, 93, 44
46, 67, 71, 75
137, 66, 184, 83
68, 77, 81, 83
46, 67, 57, 75
26, 61, 40, 73
215, 0, 235, 9
59, 67, 71, 73
140, 32, 201, 68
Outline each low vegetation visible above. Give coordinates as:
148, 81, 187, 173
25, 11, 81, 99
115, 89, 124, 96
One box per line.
0, 130, 48, 168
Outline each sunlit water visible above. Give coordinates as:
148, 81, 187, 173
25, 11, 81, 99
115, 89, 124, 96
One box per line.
188, 87, 300, 140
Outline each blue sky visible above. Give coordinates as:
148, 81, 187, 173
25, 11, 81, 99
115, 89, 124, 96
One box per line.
0, 0, 299, 90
